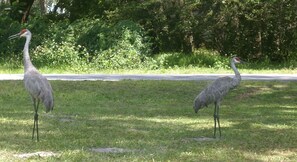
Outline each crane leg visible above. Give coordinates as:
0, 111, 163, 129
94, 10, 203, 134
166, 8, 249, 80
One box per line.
213, 103, 217, 138
213, 102, 221, 138
32, 99, 40, 142
216, 103, 221, 138
32, 98, 36, 140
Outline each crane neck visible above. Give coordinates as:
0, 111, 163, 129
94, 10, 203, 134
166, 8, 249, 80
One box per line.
231, 60, 241, 81
23, 34, 35, 72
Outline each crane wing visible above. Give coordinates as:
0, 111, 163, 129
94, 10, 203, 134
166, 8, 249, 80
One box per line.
24, 70, 54, 111
203, 76, 237, 102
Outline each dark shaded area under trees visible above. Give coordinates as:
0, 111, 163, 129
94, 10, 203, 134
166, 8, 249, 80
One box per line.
1, 0, 297, 69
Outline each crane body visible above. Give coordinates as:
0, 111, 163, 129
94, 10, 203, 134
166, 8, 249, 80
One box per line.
194, 57, 243, 138
9, 29, 54, 141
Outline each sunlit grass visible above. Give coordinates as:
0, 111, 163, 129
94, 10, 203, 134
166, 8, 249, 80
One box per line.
0, 80, 296, 161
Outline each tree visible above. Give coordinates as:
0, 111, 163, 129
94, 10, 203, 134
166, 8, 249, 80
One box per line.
10, 0, 35, 23
39, 0, 46, 14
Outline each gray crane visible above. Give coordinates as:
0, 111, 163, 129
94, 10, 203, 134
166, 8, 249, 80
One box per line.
193, 57, 243, 138
9, 29, 54, 141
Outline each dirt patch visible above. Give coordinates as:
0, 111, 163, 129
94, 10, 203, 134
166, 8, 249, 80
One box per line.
59, 117, 75, 122
44, 114, 76, 122
90, 147, 135, 153
237, 87, 261, 100
192, 137, 219, 141
183, 137, 219, 142
14, 151, 57, 159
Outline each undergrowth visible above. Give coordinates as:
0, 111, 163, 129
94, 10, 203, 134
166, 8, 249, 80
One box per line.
1, 48, 297, 74
2, 17, 297, 73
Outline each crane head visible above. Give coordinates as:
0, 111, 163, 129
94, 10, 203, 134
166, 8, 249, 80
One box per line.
194, 99, 207, 113
193, 92, 207, 113
232, 56, 244, 64
9, 29, 31, 40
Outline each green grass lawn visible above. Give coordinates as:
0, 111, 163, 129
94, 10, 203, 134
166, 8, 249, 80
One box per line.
0, 80, 297, 161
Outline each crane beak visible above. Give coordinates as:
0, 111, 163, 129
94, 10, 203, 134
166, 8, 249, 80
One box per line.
240, 60, 246, 64
8, 33, 21, 40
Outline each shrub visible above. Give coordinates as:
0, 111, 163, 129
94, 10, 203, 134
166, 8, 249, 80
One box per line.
32, 40, 89, 68
152, 49, 229, 69
92, 27, 147, 69
24, 18, 152, 70
78, 19, 151, 69
0, 15, 22, 58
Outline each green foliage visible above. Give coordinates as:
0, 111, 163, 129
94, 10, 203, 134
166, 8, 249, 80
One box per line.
74, 19, 151, 69
92, 28, 148, 69
32, 40, 88, 67
194, 0, 297, 62
2, 0, 297, 70
3, 15, 152, 70
153, 49, 229, 69
76, 19, 151, 57
0, 14, 22, 58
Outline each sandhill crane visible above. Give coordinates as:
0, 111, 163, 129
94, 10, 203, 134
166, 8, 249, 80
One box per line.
9, 29, 54, 141
193, 57, 243, 138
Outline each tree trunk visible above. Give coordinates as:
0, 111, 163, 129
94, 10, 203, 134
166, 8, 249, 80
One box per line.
184, 32, 194, 53
39, 0, 46, 14
256, 28, 262, 58
21, 0, 35, 23
10, 0, 35, 23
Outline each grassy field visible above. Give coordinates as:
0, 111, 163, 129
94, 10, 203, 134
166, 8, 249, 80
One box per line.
0, 80, 297, 161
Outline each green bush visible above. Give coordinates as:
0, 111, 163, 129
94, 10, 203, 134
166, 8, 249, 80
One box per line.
75, 19, 151, 69
8, 18, 153, 70
32, 40, 88, 67
0, 13, 239, 71
92, 27, 149, 69
152, 49, 229, 69
0, 15, 22, 58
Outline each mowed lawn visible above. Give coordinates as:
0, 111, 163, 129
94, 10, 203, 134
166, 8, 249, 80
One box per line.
0, 80, 296, 161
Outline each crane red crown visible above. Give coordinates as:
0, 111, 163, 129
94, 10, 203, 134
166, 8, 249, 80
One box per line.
20, 29, 27, 34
